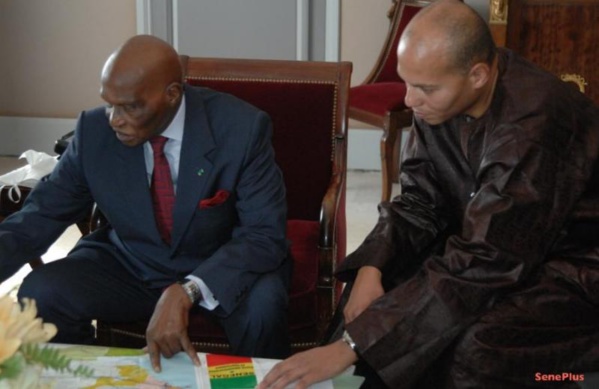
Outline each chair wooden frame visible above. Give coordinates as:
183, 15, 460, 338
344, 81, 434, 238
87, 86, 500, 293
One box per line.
349, 0, 433, 202
96, 56, 352, 354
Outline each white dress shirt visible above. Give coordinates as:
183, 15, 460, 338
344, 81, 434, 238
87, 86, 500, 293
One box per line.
143, 96, 219, 310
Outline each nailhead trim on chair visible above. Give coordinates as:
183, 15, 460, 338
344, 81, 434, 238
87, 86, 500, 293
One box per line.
186, 76, 339, 162
106, 327, 319, 351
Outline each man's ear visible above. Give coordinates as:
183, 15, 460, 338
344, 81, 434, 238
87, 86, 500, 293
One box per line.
166, 82, 183, 105
469, 62, 491, 89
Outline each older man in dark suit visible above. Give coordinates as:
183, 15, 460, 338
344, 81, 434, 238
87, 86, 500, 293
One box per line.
0, 35, 290, 372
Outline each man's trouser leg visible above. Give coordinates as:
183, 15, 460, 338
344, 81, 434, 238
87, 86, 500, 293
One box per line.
17, 247, 161, 344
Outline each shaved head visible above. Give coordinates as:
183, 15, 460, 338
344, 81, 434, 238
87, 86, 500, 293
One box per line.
396, 0, 499, 124
401, 0, 496, 74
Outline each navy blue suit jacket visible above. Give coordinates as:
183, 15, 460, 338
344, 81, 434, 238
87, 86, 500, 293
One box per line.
0, 86, 289, 314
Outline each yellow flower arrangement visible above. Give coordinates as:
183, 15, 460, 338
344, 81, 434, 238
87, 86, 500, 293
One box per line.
0, 294, 93, 388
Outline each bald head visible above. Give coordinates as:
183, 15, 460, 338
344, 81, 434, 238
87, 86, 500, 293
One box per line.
400, 0, 496, 74
99, 35, 185, 146
395, 1, 499, 124
101, 35, 183, 91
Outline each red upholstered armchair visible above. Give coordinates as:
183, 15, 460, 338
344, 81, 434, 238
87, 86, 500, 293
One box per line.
349, 0, 433, 201
96, 57, 352, 354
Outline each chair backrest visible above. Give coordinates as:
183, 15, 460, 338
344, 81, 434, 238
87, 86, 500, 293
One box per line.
181, 57, 352, 343
489, 0, 599, 104
181, 57, 349, 223
362, 0, 434, 85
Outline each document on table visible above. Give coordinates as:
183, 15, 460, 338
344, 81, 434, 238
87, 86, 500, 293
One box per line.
39, 345, 364, 389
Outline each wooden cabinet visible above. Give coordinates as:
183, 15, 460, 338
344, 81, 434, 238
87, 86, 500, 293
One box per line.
489, 0, 599, 105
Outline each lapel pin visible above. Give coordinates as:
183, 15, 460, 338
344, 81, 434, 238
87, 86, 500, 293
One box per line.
197, 168, 205, 176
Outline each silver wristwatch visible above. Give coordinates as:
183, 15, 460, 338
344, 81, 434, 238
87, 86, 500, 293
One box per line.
341, 330, 357, 351
178, 279, 202, 303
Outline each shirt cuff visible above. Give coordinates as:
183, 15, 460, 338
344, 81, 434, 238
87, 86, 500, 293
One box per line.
186, 275, 219, 310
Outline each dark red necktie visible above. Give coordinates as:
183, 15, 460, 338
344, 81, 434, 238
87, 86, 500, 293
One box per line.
150, 136, 175, 244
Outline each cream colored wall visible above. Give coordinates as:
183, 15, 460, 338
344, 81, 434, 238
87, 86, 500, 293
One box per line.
0, 0, 136, 118
340, 0, 392, 87
0, 0, 489, 164
0, 0, 388, 119
340, 0, 398, 161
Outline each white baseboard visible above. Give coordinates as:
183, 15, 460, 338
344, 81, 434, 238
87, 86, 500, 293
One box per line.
0, 116, 77, 156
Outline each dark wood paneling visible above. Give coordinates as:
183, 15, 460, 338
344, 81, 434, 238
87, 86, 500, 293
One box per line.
504, 0, 599, 104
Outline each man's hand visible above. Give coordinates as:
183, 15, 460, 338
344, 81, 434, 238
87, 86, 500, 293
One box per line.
257, 340, 358, 389
343, 266, 384, 323
144, 283, 201, 372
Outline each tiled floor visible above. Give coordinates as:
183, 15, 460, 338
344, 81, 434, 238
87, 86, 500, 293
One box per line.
0, 155, 398, 296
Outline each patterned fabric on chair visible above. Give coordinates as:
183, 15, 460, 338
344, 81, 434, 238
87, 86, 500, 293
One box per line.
96, 56, 352, 355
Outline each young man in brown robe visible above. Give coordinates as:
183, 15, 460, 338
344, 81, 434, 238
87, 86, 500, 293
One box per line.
259, 0, 599, 388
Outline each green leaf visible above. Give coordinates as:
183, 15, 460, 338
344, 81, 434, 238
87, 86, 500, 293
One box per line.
0, 353, 25, 379
19, 344, 94, 378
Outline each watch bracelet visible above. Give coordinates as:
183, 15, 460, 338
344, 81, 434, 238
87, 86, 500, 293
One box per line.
342, 330, 357, 351
178, 279, 201, 303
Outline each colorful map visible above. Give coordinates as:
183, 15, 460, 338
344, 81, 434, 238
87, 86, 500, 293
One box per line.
40, 346, 199, 389
39, 345, 364, 388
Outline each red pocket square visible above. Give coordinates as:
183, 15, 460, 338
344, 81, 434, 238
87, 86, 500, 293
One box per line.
199, 189, 230, 209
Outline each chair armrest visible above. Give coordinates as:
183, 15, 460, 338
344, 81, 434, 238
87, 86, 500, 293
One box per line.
89, 204, 109, 232
317, 133, 346, 288
54, 131, 75, 156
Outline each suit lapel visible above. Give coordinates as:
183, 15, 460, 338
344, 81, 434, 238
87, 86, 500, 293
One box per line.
115, 140, 161, 240
170, 88, 216, 250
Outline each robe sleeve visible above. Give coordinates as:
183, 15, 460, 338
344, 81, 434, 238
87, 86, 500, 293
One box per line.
345, 109, 598, 387
336, 123, 451, 283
